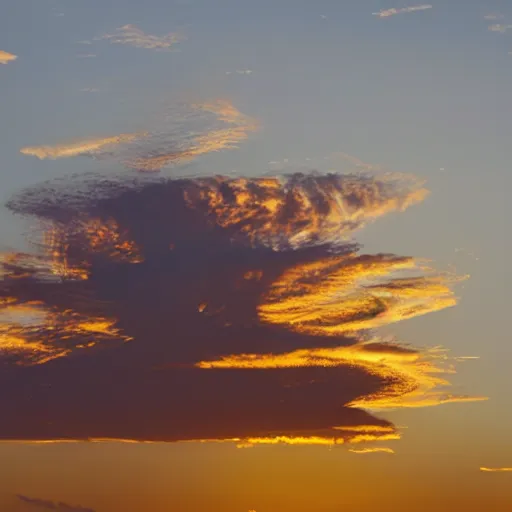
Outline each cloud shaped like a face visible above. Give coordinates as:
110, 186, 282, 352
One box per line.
0, 167, 485, 447
0, 50, 17, 64
100, 24, 183, 51
17, 495, 95, 512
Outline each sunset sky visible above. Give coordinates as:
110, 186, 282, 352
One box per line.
1, 1, 511, 511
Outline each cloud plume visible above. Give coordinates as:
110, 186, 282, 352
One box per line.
373, 5, 432, 18
100, 24, 183, 51
0, 50, 17, 64
1, 140, 482, 446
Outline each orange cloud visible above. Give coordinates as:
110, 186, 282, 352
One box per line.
0, 50, 17, 64
0, 145, 484, 447
480, 467, 512, 472
20, 133, 144, 160
349, 447, 395, 454
100, 24, 183, 51
127, 100, 258, 171
19, 100, 256, 172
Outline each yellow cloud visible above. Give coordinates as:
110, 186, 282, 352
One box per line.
349, 447, 395, 454
100, 24, 183, 51
196, 341, 487, 410
480, 467, 512, 472
20, 133, 144, 160
0, 50, 17, 64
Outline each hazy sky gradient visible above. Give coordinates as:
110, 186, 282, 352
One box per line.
1, 1, 511, 510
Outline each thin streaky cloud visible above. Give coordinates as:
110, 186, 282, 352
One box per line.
484, 13, 504, 20
373, 5, 432, 18
226, 69, 253, 75
100, 24, 184, 51
0, 50, 17, 65
17, 494, 95, 511
20, 132, 145, 160
349, 447, 395, 454
480, 467, 512, 472
76, 54, 96, 59
79, 88, 100, 93
488, 24, 512, 33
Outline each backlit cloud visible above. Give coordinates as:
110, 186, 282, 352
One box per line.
17, 495, 95, 512
0, 50, 17, 65
373, 5, 432, 18
0, 155, 483, 446
100, 24, 183, 51
480, 467, 512, 472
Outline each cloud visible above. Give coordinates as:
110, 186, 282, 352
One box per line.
226, 69, 253, 75
19, 100, 257, 172
20, 133, 144, 160
373, 5, 432, 18
348, 447, 395, 454
76, 54, 96, 58
484, 13, 504, 20
0, 155, 484, 447
0, 50, 17, 65
488, 24, 512, 33
17, 495, 95, 512
79, 88, 100, 93
480, 467, 512, 472
100, 24, 183, 51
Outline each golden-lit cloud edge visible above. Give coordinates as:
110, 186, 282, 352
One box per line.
480, 467, 512, 472
19, 100, 257, 172
196, 341, 487, 411
20, 133, 145, 160
99, 24, 184, 51
0, 50, 17, 65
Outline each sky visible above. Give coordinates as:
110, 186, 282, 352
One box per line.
1, 1, 512, 511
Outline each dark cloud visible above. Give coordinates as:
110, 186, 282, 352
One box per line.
17, 495, 94, 512
0, 172, 478, 446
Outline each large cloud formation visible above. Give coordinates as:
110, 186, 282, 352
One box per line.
0, 165, 484, 448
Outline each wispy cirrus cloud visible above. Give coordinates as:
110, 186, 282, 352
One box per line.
19, 100, 257, 172
373, 5, 432, 18
0, 50, 17, 65
480, 467, 512, 472
17, 495, 95, 512
20, 132, 144, 160
100, 24, 184, 51
484, 13, 504, 20
226, 69, 253, 75
349, 447, 395, 454
488, 24, 512, 33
